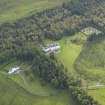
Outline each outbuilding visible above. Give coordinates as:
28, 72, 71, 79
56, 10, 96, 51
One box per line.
42, 43, 61, 54
8, 67, 20, 75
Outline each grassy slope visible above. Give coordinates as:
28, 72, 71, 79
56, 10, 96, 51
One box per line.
56, 35, 82, 74
88, 88, 105, 105
0, 0, 70, 23
0, 60, 75, 105
74, 37, 105, 105
75, 38, 105, 83
0, 73, 39, 105
0, 73, 73, 105
46, 32, 105, 105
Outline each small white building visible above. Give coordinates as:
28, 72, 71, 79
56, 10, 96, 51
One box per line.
42, 43, 61, 54
8, 67, 20, 75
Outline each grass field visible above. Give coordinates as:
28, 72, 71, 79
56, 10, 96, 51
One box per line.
75, 34, 105, 84
0, 73, 74, 105
88, 88, 105, 105
0, 0, 70, 23
0, 60, 76, 105
56, 36, 82, 74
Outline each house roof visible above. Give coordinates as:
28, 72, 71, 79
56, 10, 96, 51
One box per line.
43, 44, 60, 53
8, 67, 20, 74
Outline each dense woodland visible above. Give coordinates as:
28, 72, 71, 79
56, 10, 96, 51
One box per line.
1, 0, 105, 53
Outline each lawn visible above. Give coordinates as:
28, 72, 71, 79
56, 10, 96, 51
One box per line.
0, 0, 70, 23
0, 60, 76, 105
74, 32, 105, 84
57, 39, 82, 73
55, 33, 83, 76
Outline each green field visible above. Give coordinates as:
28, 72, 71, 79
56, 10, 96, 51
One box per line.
74, 33, 105, 84
0, 0, 70, 23
56, 36, 82, 74
88, 88, 105, 105
0, 60, 76, 105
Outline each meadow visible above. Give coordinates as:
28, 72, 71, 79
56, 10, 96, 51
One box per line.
0, 0, 70, 23
0, 60, 75, 105
56, 35, 83, 74
75, 33, 105, 84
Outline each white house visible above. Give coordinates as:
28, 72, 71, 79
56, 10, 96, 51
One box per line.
8, 67, 20, 75
42, 43, 61, 54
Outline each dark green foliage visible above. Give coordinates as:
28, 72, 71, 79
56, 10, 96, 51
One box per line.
70, 0, 104, 15
0, 0, 105, 53
0, 1, 88, 52
69, 86, 100, 105
87, 33, 105, 42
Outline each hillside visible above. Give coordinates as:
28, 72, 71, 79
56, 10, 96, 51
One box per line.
1, 0, 105, 105
0, 73, 39, 105
0, 0, 70, 23
0, 73, 72, 105
75, 33, 105, 83
0, 50, 75, 105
